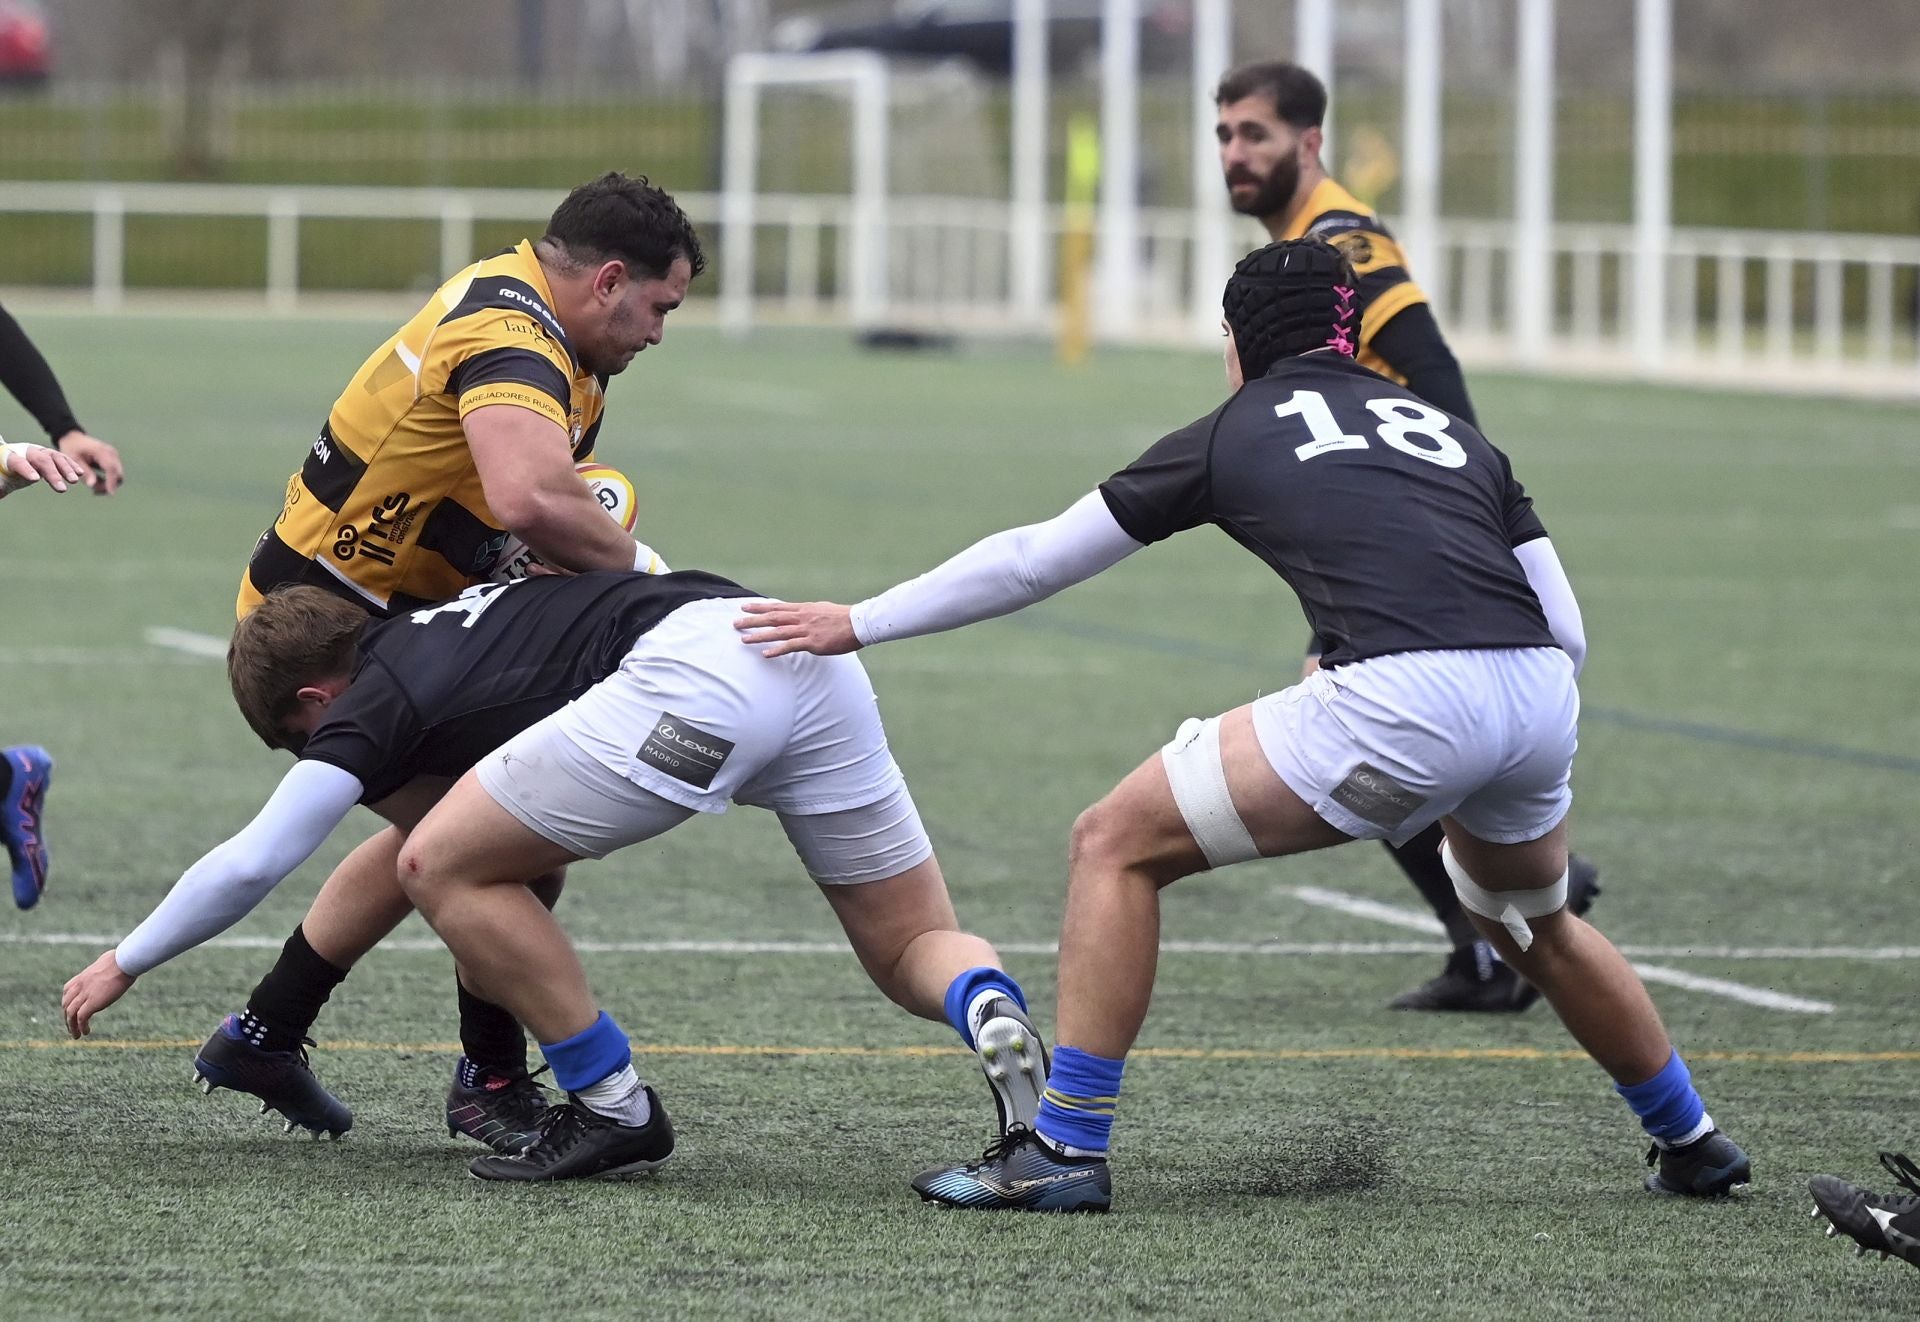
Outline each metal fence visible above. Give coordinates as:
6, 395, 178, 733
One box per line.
3, 180, 1914, 396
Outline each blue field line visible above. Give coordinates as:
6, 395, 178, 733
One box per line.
1011, 614, 1920, 777
1579, 706, 1920, 775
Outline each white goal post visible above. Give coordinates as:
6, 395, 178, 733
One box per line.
720, 51, 891, 333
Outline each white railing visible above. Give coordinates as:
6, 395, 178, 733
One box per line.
2, 181, 1917, 395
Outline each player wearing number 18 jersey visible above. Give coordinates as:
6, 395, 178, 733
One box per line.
1216, 60, 1601, 1010
739, 239, 1750, 1210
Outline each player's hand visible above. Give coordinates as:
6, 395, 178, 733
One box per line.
62, 949, 136, 1038
53, 429, 126, 494
734, 599, 861, 657
2, 440, 87, 494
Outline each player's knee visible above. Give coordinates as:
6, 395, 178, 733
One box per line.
394, 841, 449, 909
1441, 839, 1568, 953
1068, 797, 1128, 871
1070, 795, 1188, 886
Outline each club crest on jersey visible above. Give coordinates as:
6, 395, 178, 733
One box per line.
1331, 232, 1375, 267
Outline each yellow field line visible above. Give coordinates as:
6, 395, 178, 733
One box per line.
6, 1039, 1917, 1064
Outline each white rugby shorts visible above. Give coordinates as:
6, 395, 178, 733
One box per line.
1251, 646, 1578, 846
475, 597, 932, 884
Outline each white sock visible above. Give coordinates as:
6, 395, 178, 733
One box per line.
966, 988, 1016, 1047
1035, 1129, 1105, 1160
576, 1064, 652, 1127
1655, 1111, 1715, 1151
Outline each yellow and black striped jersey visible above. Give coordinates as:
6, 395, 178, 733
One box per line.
237, 240, 605, 619
1280, 179, 1429, 385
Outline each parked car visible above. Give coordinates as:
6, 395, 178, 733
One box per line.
0, 0, 48, 85
771, 0, 1191, 77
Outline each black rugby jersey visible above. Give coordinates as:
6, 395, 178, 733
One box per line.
296, 570, 754, 803
1098, 353, 1553, 670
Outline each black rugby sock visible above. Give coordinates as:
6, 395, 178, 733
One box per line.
457, 978, 529, 1077
1383, 823, 1482, 950
242, 924, 349, 1053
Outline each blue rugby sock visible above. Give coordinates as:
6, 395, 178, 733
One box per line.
941, 966, 1028, 1051
539, 1010, 632, 1093
1035, 1046, 1124, 1155
1616, 1049, 1712, 1148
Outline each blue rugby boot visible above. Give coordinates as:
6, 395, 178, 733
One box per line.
192, 1015, 353, 1139
2, 745, 53, 909
975, 998, 1048, 1135
1644, 1127, 1750, 1197
912, 1125, 1112, 1212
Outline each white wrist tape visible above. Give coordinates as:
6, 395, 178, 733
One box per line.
1160, 716, 1261, 869
0, 438, 47, 496
1440, 839, 1568, 952
632, 540, 669, 574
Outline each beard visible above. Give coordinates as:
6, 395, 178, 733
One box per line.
1226, 152, 1301, 221
585, 304, 639, 376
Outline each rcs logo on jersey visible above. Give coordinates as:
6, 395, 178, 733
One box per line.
1330, 232, 1375, 267
1326, 228, 1410, 277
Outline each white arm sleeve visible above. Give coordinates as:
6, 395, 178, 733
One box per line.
1513, 537, 1586, 677
850, 491, 1145, 647
114, 760, 367, 976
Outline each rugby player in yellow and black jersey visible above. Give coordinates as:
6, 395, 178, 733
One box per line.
198, 174, 705, 1155
238, 171, 700, 618
1215, 61, 1475, 427
1213, 64, 1601, 1013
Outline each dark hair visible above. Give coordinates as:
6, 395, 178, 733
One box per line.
542, 172, 707, 281
1215, 61, 1327, 130
1223, 238, 1358, 382
229, 586, 369, 748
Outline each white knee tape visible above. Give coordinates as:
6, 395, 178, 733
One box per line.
1439, 840, 1567, 952
1160, 716, 1261, 869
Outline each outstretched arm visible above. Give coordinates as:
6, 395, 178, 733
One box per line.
62, 760, 366, 1035
736, 491, 1145, 657
0, 305, 123, 492
1513, 537, 1586, 676
0, 438, 87, 496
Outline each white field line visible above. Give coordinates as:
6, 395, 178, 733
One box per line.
2, 930, 1914, 965
143, 626, 228, 659
1283, 885, 1837, 1015
1627, 965, 1834, 1015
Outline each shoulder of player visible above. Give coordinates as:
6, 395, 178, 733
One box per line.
335, 627, 422, 706
432, 267, 577, 369
1304, 210, 1410, 278
1303, 207, 1392, 240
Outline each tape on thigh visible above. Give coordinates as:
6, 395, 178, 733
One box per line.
1439, 839, 1567, 952
1160, 716, 1261, 869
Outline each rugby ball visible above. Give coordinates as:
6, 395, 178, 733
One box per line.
487, 461, 665, 581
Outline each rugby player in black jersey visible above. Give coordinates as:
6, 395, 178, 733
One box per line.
61, 571, 1049, 1179
1215, 61, 1599, 1012
737, 239, 1750, 1211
